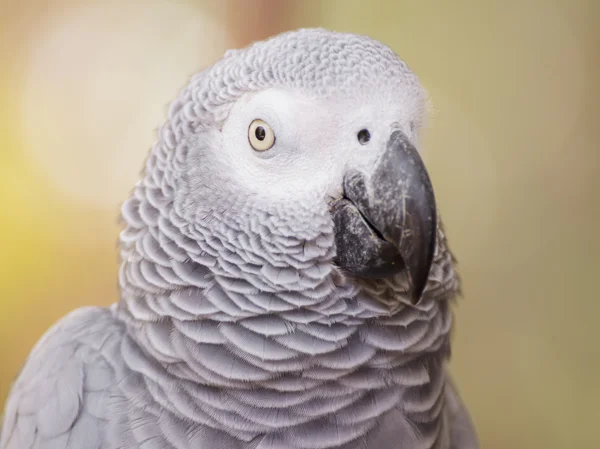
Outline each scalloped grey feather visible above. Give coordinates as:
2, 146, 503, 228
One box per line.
0, 28, 479, 449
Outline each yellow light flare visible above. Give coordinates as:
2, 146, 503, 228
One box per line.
18, 1, 231, 210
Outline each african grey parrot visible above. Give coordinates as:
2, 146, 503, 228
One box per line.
0, 28, 479, 449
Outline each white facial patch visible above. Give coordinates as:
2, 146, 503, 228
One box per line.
219, 88, 344, 201
217, 85, 424, 205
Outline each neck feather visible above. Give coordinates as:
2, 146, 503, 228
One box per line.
114, 155, 458, 448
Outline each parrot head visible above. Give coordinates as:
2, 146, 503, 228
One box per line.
125, 28, 447, 308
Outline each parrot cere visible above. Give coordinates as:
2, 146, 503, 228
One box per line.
0, 29, 479, 449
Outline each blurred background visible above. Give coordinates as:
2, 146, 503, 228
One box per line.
0, 0, 598, 447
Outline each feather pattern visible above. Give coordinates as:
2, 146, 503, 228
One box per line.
0, 29, 476, 449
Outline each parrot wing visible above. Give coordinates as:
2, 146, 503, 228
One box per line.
445, 375, 480, 449
0, 307, 121, 449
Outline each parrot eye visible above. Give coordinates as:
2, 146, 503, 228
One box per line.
248, 119, 275, 151
357, 129, 371, 145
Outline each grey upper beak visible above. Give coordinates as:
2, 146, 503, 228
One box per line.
331, 130, 437, 303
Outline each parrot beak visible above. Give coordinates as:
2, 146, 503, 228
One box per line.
331, 130, 437, 304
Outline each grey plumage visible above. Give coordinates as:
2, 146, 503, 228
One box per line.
0, 28, 479, 449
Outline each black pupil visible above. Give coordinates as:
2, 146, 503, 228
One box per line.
357, 129, 370, 144
255, 126, 266, 141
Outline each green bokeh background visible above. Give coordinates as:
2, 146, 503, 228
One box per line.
1, 1, 598, 447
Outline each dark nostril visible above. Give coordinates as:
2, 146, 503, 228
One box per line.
357, 129, 371, 145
